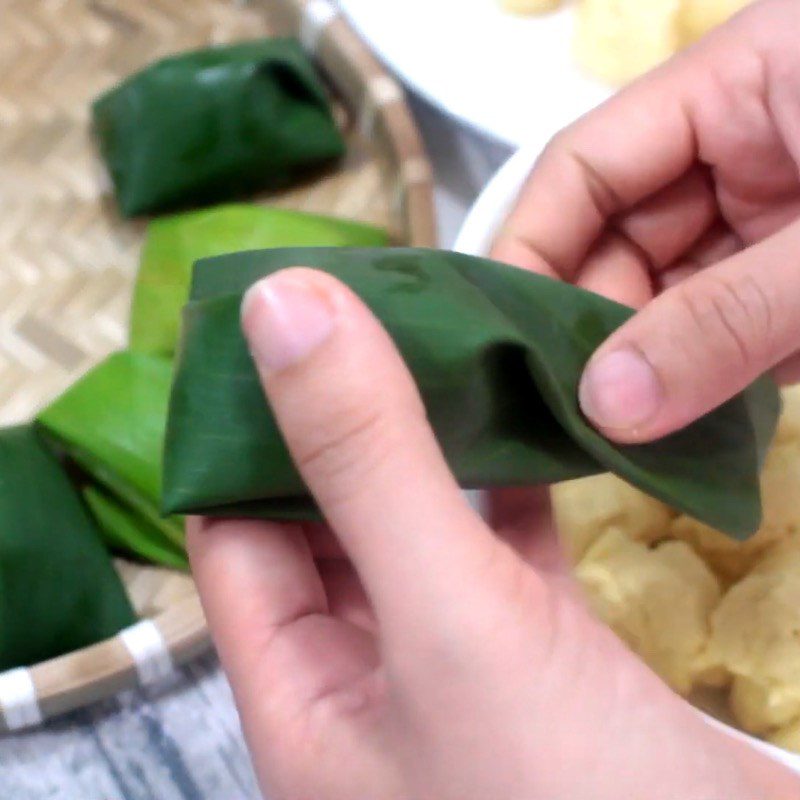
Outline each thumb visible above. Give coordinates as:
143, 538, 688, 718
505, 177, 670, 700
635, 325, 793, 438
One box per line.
579, 220, 800, 443
239, 267, 510, 642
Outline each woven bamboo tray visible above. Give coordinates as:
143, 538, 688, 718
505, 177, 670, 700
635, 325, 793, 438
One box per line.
0, 0, 435, 732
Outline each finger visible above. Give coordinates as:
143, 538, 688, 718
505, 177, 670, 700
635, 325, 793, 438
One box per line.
305, 521, 348, 560
240, 269, 501, 633
187, 517, 378, 736
187, 517, 323, 699
578, 219, 800, 442
612, 167, 717, 271
574, 170, 717, 306
576, 215, 736, 307
575, 231, 654, 308
488, 486, 550, 534
187, 516, 326, 682
489, 5, 788, 282
488, 488, 578, 597
488, 487, 559, 566
317, 559, 377, 634
657, 264, 703, 292
490, 55, 700, 276
657, 223, 742, 291
774, 353, 800, 386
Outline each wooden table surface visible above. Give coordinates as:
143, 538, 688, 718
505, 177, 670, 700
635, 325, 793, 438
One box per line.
0, 99, 512, 800
0, 653, 259, 800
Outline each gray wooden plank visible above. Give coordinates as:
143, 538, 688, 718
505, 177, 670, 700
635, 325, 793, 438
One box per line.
0, 654, 258, 800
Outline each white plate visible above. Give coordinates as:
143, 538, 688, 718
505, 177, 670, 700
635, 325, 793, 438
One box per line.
455, 144, 800, 775
338, 0, 613, 146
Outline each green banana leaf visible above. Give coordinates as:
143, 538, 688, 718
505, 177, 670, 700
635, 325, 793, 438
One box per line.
38, 351, 184, 567
130, 204, 388, 356
162, 248, 780, 540
83, 484, 188, 571
92, 39, 344, 217
0, 426, 135, 670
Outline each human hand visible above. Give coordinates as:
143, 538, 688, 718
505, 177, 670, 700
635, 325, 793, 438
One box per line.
188, 269, 798, 799
492, 0, 800, 443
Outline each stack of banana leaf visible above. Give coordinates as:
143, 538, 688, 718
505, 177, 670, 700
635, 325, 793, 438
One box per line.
0, 38, 391, 672
1, 206, 387, 672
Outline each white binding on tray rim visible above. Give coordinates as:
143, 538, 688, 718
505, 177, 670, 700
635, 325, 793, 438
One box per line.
359, 75, 403, 138
0, 667, 43, 730
300, 0, 339, 52
120, 620, 174, 686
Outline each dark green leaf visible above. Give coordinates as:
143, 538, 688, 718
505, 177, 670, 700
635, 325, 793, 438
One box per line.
163, 248, 780, 540
131, 204, 388, 355
0, 426, 135, 670
92, 39, 344, 217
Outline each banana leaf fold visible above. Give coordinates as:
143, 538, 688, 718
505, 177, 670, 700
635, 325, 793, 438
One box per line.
83, 485, 188, 572
0, 426, 135, 670
161, 248, 780, 540
92, 39, 344, 217
131, 204, 387, 356
38, 351, 184, 570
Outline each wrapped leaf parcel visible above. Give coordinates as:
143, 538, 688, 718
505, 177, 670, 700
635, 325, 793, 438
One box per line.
162, 248, 780, 539
0, 426, 134, 670
38, 351, 185, 570
92, 39, 345, 217
131, 205, 388, 355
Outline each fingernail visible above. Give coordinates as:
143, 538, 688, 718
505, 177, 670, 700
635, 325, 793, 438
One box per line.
241, 273, 336, 373
579, 348, 663, 431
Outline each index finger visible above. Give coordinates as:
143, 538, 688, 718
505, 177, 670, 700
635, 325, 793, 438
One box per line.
187, 516, 327, 692
490, 42, 710, 276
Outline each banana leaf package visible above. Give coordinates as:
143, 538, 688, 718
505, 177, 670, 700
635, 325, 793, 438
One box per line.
38, 351, 186, 570
162, 248, 780, 540
0, 426, 135, 670
92, 39, 345, 217
131, 204, 388, 355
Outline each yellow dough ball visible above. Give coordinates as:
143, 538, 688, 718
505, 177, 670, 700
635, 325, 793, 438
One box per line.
760, 441, 800, 539
669, 516, 781, 585
704, 541, 800, 735
500, 0, 562, 13
680, 0, 752, 44
574, 0, 683, 84
552, 474, 674, 563
769, 718, 800, 755
729, 675, 800, 736
775, 385, 800, 445
576, 528, 721, 694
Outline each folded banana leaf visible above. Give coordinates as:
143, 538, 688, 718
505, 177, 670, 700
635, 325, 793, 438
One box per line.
131, 204, 388, 356
92, 39, 344, 217
38, 351, 184, 569
83, 485, 188, 571
0, 426, 135, 670
162, 248, 780, 540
